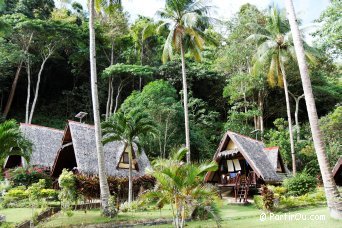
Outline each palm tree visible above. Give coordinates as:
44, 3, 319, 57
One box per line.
157, 0, 214, 163
141, 148, 220, 228
102, 109, 157, 203
0, 120, 32, 164
88, 0, 111, 216
284, 0, 342, 219
248, 7, 315, 174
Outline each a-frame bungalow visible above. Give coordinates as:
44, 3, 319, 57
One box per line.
51, 120, 151, 178
4, 123, 63, 169
204, 131, 288, 202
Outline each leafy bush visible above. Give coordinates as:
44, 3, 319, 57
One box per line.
120, 200, 145, 212
283, 172, 317, 196
279, 188, 326, 209
253, 195, 263, 209
261, 185, 274, 211
74, 174, 155, 201
1, 186, 28, 208
6, 187, 27, 199
27, 179, 47, 209
6, 167, 52, 188
40, 189, 59, 201
108, 195, 118, 217
267, 185, 287, 198
58, 169, 77, 215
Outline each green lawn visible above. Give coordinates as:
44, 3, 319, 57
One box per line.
182, 206, 341, 228
40, 207, 174, 227
0, 208, 41, 225
38, 204, 341, 228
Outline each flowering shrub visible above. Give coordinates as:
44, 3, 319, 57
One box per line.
6, 167, 52, 188
74, 174, 155, 201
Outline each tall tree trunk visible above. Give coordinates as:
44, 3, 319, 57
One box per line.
180, 40, 191, 163
3, 61, 23, 118
2, 33, 33, 118
106, 43, 115, 120
25, 58, 31, 124
279, 64, 296, 175
258, 91, 264, 139
105, 77, 112, 120
285, 0, 342, 219
289, 91, 304, 141
89, 0, 111, 215
113, 81, 123, 114
128, 143, 133, 203
28, 57, 49, 124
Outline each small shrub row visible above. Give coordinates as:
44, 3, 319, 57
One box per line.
74, 174, 155, 201
0, 185, 58, 208
5, 167, 52, 188
283, 172, 317, 196
254, 188, 326, 211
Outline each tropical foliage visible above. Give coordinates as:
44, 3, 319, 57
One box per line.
140, 148, 220, 228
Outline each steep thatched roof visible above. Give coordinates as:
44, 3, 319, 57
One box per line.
51, 121, 151, 178
205, 131, 285, 183
4, 124, 64, 168
263, 147, 280, 171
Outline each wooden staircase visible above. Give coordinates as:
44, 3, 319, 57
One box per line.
234, 171, 255, 203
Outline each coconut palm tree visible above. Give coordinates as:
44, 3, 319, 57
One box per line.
88, 0, 111, 215
284, 0, 342, 219
0, 120, 32, 163
157, 0, 215, 163
141, 148, 220, 228
248, 7, 316, 175
102, 109, 157, 203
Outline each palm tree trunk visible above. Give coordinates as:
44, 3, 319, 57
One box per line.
279, 64, 296, 175
89, 0, 111, 215
285, 0, 342, 219
180, 40, 191, 163
128, 144, 134, 203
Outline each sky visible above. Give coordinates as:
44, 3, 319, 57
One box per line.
57, 0, 330, 43
67, 0, 330, 26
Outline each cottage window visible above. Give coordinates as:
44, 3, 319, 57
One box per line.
118, 147, 137, 170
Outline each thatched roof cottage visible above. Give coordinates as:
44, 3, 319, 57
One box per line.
205, 131, 288, 186
4, 123, 64, 169
51, 121, 151, 178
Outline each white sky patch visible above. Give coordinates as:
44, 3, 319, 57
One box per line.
59, 0, 330, 43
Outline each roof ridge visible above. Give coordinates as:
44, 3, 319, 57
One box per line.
227, 130, 263, 143
20, 123, 64, 133
68, 120, 95, 128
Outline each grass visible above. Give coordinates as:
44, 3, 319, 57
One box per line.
31, 203, 342, 228
40, 207, 174, 227
157, 204, 341, 228
0, 207, 41, 225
